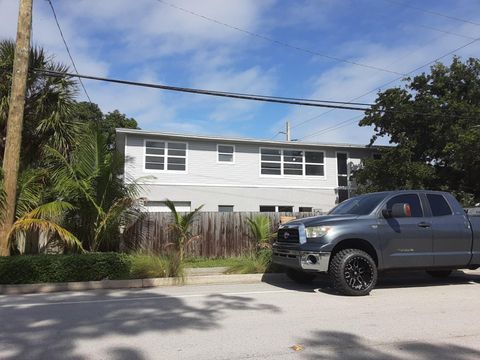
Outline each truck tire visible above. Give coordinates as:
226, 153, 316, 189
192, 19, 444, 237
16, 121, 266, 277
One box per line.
426, 270, 452, 278
330, 249, 377, 296
286, 268, 316, 284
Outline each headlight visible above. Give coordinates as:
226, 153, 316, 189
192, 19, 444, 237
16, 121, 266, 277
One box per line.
305, 226, 331, 238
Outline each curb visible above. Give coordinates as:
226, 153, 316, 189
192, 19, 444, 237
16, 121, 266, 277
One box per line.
0, 273, 289, 295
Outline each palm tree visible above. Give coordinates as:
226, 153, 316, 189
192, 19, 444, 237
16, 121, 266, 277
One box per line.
247, 215, 273, 252
164, 199, 203, 262
0, 39, 81, 166
45, 129, 141, 252
0, 168, 83, 254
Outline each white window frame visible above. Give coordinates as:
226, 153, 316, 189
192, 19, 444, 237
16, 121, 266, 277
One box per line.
143, 138, 188, 173
336, 151, 350, 201
259, 147, 325, 179
216, 144, 235, 164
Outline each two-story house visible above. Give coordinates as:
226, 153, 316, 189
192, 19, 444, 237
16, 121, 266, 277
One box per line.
116, 128, 378, 212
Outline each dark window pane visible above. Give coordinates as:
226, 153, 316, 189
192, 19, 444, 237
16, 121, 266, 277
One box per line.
260, 206, 275, 212
167, 163, 186, 171
387, 194, 423, 217
146, 141, 164, 148
305, 151, 323, 163
145, 163, 164, 170
218, 145, 234, 154
278, 206, 293, 212
168, 157, 186, 165
338, 175, 348, 186
261, 154, 281, 161
145, 156, 164, 163
168, 149, 186, 156
299, 207, 312, 212
146, 148, 165, 155
219, 154, 233, 162
261, 162, 281, 175
306, 164, 324, 176
284, 163, 302, 175
218, 205, 234, 212
168, 142, 187, 150
338, 189, 349, 203
284, 156, 303, 163
283, 150, 303, 163
427, 194, 452, 216
261, 149, 281, 156
337, 153, 348, 175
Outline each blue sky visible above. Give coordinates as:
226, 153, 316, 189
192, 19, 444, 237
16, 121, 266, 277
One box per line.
1, 0, 479, 145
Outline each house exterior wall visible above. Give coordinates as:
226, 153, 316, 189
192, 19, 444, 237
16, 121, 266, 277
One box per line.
122, 132, 375, 212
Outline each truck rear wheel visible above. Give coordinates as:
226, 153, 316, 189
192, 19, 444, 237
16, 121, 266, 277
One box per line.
286, 268, 316, 284
426, 270, 452, 278
330, 249, 377, 296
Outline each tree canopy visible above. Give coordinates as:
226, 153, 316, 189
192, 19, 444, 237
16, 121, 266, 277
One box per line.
354, 57, 480, 205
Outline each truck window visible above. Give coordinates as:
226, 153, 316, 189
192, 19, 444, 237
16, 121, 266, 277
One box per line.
426, 194, 452, 216
386, 194, 423, 217
329, 193, 387, 215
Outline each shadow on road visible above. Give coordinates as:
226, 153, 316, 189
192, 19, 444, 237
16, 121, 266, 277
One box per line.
0, 289, 281, 359
298, 330, 480, 359
263, 270, 480, 295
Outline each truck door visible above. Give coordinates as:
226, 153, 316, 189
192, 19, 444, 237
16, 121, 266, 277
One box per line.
379, 194, 434, 269
425, 193, 472, 267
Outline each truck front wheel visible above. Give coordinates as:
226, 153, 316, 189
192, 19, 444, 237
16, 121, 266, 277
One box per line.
330, 249, 378, 296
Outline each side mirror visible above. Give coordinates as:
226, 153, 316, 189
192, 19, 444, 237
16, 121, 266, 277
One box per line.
391, 203, 412, 218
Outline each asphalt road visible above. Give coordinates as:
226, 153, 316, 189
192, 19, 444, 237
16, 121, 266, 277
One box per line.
1, 270, 480, 360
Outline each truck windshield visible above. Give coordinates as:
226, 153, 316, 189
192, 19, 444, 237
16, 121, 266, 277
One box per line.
329, 193, 388, 215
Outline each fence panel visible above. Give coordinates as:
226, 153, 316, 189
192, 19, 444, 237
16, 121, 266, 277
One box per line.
122, 211, 321, 257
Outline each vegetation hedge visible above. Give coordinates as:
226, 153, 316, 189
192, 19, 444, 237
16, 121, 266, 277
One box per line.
0, 253, 132, 284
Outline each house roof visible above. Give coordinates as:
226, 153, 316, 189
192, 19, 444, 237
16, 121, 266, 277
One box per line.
116, 128, 382, 151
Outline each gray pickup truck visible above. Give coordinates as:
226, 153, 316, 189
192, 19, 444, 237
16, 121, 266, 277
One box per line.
272, 190, 480, 296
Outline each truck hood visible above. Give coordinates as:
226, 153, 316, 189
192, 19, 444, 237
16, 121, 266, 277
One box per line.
283, 214, 359, 227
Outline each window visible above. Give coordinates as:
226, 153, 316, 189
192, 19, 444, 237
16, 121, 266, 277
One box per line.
337, 153, 349, 202
386, 194, 423, 217
218, 205, 234, 212
260, 148, 324, 176
145, 140, 186, 171
218, 144, 234, 163
260, 205, 276, 212
299, 207, 313, 212
427, 194, 452, 217
260, 205, 293, 212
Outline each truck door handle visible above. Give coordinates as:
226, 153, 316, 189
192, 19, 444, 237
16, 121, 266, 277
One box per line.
417, 222, 431, 228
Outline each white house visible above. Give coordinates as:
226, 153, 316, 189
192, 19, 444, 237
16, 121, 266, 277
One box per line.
116, 128, 379, 213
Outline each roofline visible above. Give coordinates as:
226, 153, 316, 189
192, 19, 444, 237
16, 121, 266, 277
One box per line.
115, 128, 385, 149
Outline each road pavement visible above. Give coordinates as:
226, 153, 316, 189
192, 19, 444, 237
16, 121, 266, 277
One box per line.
1, 270, 480, 359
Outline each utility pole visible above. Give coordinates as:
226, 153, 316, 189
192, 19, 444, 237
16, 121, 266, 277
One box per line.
0, 0, 33, 256
286, 121, 291, 141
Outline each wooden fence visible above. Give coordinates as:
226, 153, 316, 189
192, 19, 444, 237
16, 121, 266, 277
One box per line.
122, 212, 321, 258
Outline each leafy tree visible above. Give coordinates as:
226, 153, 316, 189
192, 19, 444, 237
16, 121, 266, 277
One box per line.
71, 102, 138, 149
354, 57, 480, 205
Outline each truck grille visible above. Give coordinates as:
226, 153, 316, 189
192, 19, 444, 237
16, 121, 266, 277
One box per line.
277, 228, 300, 243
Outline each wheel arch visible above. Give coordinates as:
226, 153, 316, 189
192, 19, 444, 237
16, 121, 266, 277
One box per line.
330, 238, 379, 267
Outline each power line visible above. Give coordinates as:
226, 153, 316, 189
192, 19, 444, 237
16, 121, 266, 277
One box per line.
289, 35, 480, 139
384, 0, 480, 27
34, 69, 373, 111
417, 24, 476, 40
46, 0, 92, 103
155, 0, 405, 76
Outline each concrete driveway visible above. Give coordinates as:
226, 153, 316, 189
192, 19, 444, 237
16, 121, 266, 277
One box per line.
1, 270, 479, 359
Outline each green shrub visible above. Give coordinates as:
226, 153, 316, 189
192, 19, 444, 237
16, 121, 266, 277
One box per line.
0, 253, 131, 284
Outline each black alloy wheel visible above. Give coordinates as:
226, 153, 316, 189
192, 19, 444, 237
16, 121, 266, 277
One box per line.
330, 249, 378, 296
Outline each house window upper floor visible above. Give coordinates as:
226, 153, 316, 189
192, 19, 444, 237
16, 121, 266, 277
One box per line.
144, 140, 187, 172
260, 148, 325, 177
217, 144, 235, 163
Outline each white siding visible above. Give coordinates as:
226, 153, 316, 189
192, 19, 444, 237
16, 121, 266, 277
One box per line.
123, 133, 374, 211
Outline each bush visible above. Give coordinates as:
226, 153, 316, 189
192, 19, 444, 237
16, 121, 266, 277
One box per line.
129, 254, 169, 279
0, 253, 131, 284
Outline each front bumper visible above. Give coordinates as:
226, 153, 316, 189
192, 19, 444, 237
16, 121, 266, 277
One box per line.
272, 248, 331, 273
